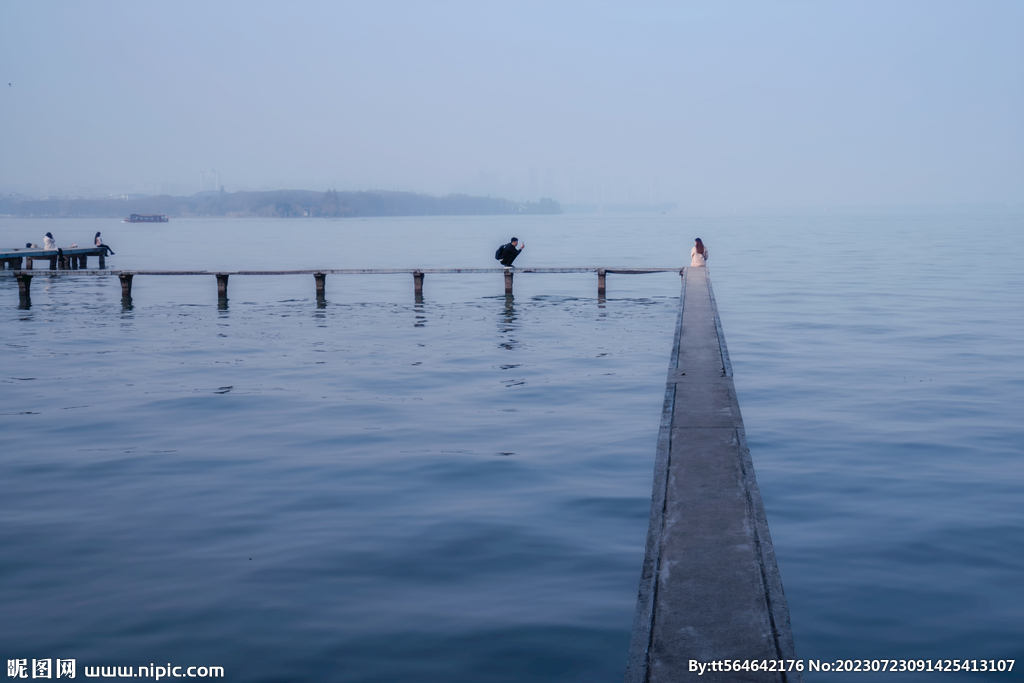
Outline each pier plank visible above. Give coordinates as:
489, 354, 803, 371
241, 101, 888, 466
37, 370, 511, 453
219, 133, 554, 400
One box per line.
1, 267, 681, 276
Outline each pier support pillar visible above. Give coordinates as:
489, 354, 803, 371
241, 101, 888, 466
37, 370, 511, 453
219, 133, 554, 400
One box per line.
216, 273, 229, 300
11, 257, 23, 271
314, 272, 326, 300
119, 273, 134, 299
413, 271, 424, 298
504, 269, 513, 296
49, 256, 57, 270
98, 253, 105, 268
70, 255, 78, 270
80, 255, 87, 269
17, 273, 31, 298
26, 257, 33, 270
597, 268, 606, 297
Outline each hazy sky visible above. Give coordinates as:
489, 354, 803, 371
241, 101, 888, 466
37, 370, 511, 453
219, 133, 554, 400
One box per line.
2, 1, 1022, 209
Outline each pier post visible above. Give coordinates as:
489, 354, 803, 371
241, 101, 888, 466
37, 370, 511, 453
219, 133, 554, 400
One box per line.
80, 255, 87, 269
597, 268, 606, 297
413, 271, 424, 298
49, 256, 57, 270
11, 257, 23, 271
17, 273, 32, 298
98, 253, 105, 268
70, 255, 78, 270
118, 273, 134, 299
314, 272, 326, 303
504, 269, 514, 296
216, 273, 229, 299
26, 257, 33, 270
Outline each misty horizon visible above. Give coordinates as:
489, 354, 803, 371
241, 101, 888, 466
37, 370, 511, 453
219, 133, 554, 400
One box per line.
2, 1, 1022, 212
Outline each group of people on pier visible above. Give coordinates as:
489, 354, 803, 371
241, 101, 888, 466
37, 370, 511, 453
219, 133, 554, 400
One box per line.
29, 231, 114, 256
19, 231, 703, 270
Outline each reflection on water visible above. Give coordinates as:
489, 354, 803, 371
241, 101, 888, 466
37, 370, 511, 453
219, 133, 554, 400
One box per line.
499, 295, 518, 350
0, 277, 677, 682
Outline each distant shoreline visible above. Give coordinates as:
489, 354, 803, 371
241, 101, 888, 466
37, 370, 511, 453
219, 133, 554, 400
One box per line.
0, 189, 561, 219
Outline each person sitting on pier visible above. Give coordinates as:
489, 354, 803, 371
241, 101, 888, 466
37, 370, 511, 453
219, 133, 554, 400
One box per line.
495, 237, 525, 268
94, 232, 115, 256
43, 232, 56, 250
690, 238, 708, 267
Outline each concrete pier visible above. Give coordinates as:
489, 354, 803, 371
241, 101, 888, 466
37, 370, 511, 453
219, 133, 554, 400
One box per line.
0, 246, 107, 271
626, 267, 799, 683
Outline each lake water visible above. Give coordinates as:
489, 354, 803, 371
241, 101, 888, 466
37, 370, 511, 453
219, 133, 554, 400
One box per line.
1, 213, 1022, 682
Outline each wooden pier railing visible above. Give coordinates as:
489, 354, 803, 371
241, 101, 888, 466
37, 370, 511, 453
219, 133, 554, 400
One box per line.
2, 267, 683, 301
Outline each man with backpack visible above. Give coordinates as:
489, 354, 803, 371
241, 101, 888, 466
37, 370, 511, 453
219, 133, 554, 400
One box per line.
495, 237, 525, 267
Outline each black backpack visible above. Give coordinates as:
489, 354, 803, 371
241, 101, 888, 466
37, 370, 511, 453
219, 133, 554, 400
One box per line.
495, 244, 505, 260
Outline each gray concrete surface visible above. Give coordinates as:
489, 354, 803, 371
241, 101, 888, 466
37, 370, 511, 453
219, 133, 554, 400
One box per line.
625, 267, 800, 683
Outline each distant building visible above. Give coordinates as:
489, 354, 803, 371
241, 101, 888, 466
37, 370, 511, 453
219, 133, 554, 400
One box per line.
200, 169, 222, 193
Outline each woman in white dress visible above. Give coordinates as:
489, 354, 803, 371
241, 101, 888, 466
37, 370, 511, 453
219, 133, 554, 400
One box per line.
690, 238, 708, 267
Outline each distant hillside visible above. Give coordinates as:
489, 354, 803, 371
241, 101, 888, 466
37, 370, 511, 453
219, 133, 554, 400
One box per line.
0, 190, 562, 218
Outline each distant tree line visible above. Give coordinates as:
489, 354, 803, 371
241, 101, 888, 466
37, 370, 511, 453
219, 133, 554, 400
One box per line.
0, 190, 562, 219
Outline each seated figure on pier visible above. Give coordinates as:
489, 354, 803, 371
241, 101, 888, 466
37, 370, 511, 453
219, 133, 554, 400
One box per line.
43, 232, 56, 250
690, 238, 708, 267
495, 237, 525, 267
95, 232, 115, 256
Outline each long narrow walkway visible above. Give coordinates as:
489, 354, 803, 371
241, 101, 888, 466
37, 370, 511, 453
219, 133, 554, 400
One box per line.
626, 267, 800, 683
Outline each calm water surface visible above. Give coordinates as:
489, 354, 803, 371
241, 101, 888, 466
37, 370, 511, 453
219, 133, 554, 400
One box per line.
1, 213, 1022, 681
